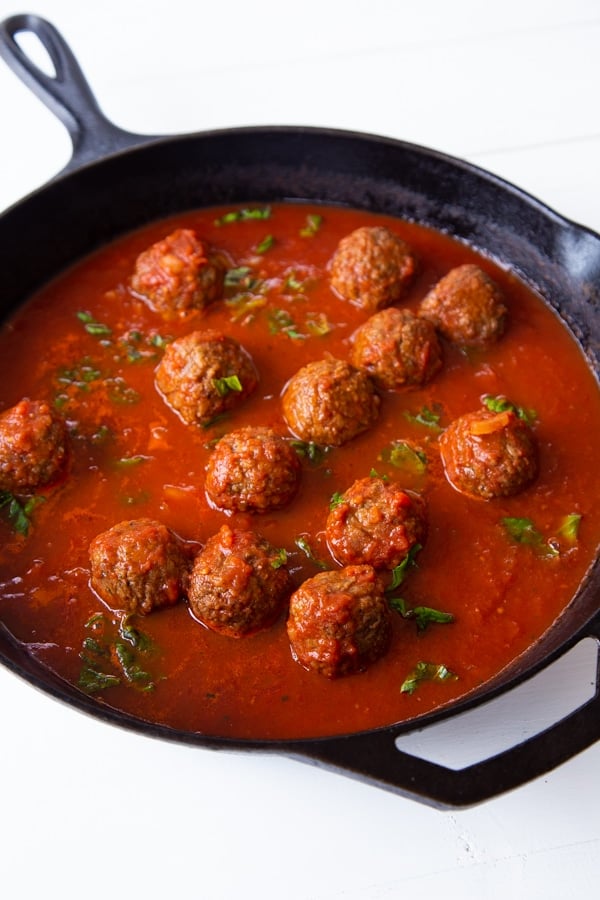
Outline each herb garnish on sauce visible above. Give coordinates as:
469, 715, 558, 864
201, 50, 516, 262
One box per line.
0, 491, 45, 536
401, 661, 458, 695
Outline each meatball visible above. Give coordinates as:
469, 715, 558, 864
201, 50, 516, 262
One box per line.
89, 518, 190, 615
439, 408, 538, 499
155, 329, 258, 427
205, 426, 301, 513
188, 524, 291, 637
419, 264, 507, 346
282, 358, 380, 447
326, 477, 427, 569
329, 225, 417, 312
130, 228, 226, 316
0, 398, 68, 493
287, 565, 392, 678
350, 307, 442, 390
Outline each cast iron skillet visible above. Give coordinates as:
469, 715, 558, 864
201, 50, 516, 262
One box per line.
1, 13, 600, 808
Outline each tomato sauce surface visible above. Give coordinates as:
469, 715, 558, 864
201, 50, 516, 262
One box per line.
1, 202, 599, 740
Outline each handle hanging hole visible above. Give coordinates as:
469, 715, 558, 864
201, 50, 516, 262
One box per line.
14, 29, 57, 79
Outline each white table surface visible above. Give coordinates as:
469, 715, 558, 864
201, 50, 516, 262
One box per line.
1, 1, 599, 897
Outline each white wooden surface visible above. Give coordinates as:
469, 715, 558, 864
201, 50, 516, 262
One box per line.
1, 1, 599, 897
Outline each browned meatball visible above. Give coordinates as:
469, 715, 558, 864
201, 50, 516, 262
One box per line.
419, 264, 507, 346
287, 565, 392, 678
205, 426, 301, 513
188, 524, 291, 637
282, 358, 380, 447
350, 307, 442, 390
0, 398, 68, 493
89, 518, 190, 615
329, 226, 417, 312
155, 329, 258, 427
326, 477, 427, 569
131, 228, 225, 316
439, 408, 537, 499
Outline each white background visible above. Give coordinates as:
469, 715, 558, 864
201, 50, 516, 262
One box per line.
1, 1, 599, 897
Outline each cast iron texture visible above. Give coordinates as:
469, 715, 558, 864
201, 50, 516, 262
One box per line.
1, 13, 600, 807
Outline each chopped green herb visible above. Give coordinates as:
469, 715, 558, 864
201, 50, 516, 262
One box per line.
483, 394, 537, 425
387, 544, 422, 591
214, 207, 271, 225
284, 272, 306, 292
255, 234, 275, 254
300, 213, 323, 238
501, 516, 560, 558
225, 266, 253, 286
329, 491, 345, 510
401, 661, 458, 695
558, 513, 582, 543
271, 548, 288, 569
389, 596, 455, 632
268, 309, 305, 340
305, 312, 333, 337
369, 467, 389, 480
295, 536, 329, 570
77, 310, 112, 337
57, 360, 102, 390
78, 613, 159, 694
291, 440, 329, 465
382, 441, 427, 473
213, 374, 243, 396
0, 491, 45, 536
108, 377, 140, 405
404, 405, 443, 432
225, 293, 267, 322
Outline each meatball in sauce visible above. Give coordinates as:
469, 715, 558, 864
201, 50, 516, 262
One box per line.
282, 358, 379, 447
155, 329, 258, 427
205, 426, 301, 513
287, 565, 392, 679
0, 398, 68, 493
350, 306, 442, 390
439, 407, 538, 499
188, 524, 291, 638
89, 518, 191, 615
326, 476, 427, 569
419, 264, 507, 346
329, 225, 417, 312
131, 228, 226, 316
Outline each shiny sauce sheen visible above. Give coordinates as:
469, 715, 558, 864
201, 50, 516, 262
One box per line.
1, 202, 599, 739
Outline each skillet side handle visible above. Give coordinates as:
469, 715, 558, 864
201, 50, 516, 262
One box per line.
287, 617, 600, 808
0, 13, 154, 172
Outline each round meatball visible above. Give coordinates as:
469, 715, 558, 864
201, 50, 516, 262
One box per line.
205, 426, 301, 513
155, 329, 258, 427
287, 565, 392, 678
0, 398, 68, 493
89, 518, 190, 615
326, 477, 427, 569
131, 228, 226, 316
282, 358, 380, 447
419, 264, 507, 346
350, 307, 442, 390
188, 524, 291, 637
439, 408, 538, 499
329, 226, 417, 312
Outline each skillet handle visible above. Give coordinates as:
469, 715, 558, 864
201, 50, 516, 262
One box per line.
0, 13, 155, 173
288, 615, 600, 808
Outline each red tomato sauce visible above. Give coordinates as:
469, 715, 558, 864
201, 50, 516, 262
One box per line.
1, 202, 599, 740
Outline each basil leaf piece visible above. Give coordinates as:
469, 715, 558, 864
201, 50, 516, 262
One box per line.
501, 517, 560, 558
390, 596, 455, 632
387, 544, 422, 590
213, 375, 243, 397
483, 394, 537, 425
401, 661, 458, 695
